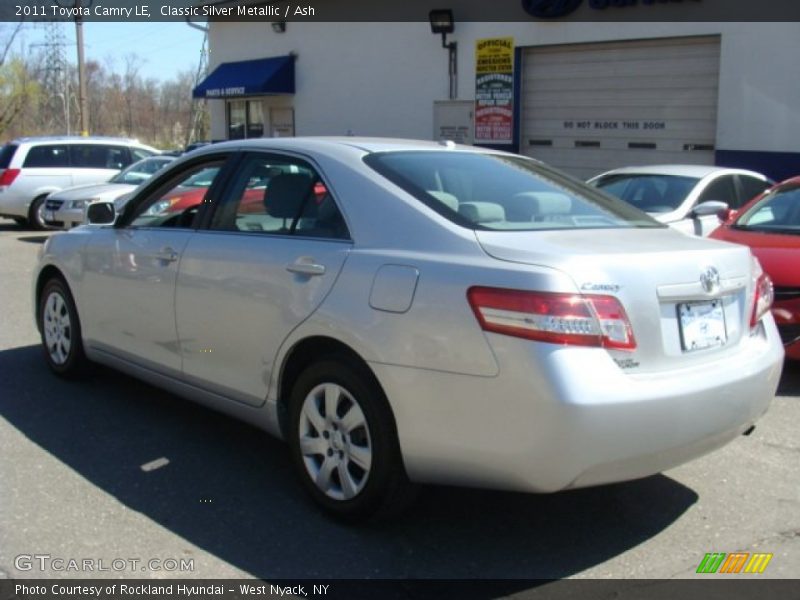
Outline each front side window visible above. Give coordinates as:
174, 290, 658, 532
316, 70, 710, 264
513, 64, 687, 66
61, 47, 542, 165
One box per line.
366, 151, 662, 231
23, 145, 70, 168
128, 161, 224, 229
210, 154, 348, 239
697, 175, 737, 205
592, 174, 699, 213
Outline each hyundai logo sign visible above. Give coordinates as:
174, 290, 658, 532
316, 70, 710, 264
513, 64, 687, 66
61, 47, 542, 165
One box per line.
521, 0, 583, 19
522, 0, 703, 19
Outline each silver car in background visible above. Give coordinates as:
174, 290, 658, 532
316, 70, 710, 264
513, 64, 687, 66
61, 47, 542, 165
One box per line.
33, 138, 784, 521
588, 165, 772, 236
44, 155, 175, 229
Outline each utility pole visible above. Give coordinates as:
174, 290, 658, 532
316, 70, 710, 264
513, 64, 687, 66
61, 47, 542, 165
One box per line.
74, 0, 89, 136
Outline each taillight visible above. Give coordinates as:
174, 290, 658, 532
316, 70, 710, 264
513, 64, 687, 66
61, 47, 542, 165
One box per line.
0, 168, 20, 187
467, 287, 636, 350
750, 272, 774, 328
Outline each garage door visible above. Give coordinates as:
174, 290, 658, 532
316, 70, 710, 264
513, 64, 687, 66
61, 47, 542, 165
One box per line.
520, 36, 720, 180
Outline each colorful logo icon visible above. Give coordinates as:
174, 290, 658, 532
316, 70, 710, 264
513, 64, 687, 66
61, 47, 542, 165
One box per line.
697, 552, 773, 574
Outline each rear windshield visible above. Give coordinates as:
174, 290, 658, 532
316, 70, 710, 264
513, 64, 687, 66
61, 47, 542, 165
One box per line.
0, 144, 18, 168
734, 185, 800, 234
364, 151, 662, 231
110, 157, 172, 184
591, 173, 699, 213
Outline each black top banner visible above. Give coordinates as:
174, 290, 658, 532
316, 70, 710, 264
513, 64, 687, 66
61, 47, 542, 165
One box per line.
2, 0, 800, 22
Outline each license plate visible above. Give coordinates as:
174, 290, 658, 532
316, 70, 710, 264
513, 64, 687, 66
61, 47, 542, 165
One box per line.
45, 210, 55, 222
678, 300, 727, 352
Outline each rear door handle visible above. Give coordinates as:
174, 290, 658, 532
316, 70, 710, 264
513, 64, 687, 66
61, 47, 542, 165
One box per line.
155, 247, 179, 263
287, 257, 326, 276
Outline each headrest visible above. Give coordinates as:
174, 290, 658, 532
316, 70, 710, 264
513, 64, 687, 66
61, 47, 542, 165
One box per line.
267, 173, 314, 219
514, 192, 571, 217
459, 201, 505, 223
427, 190, 459, 212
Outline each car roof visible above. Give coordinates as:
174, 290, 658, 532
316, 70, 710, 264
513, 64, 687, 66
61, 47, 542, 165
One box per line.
190, 136, 508, 157
593, 164, 767, 179
9, 135, 149, 146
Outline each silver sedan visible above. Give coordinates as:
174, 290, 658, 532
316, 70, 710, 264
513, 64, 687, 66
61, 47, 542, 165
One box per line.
33, 138, 784, 521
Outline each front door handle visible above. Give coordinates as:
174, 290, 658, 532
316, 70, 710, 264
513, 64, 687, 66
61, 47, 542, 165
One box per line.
155, 247, 179, 263
287, 257, 326, 277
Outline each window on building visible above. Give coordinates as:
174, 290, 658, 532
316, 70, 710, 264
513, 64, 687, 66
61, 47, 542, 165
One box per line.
227, 100, 265, 140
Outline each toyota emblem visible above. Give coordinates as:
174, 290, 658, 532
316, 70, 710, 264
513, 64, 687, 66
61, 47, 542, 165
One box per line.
700, 267, 721, 294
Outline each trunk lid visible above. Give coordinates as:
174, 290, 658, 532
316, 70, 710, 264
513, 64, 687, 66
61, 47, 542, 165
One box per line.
475, 227, 756, 373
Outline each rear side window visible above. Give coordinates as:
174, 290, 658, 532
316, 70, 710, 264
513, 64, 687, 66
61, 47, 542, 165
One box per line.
23, 145, 70, 168
70, 145, 129, 170
365, 151, 661, 231
0, 144, 18, 168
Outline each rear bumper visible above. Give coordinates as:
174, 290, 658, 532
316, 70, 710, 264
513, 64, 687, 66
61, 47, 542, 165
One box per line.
371, 317, 784, 493
0, 192, 29, 217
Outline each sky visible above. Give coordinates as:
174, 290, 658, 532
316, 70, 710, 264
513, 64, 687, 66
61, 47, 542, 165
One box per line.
14, 21, 207, 83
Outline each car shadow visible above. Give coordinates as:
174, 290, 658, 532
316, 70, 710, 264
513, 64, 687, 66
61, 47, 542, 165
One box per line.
0, 344, 699, 583
16, 235, 50, 244
777, 360, 800, 396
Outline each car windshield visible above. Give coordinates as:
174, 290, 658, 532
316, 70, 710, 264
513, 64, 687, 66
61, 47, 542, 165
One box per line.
364, 151, 662, 231
591, 173, 700, 213
110, 157, 171, 185
734, 185, 800, 234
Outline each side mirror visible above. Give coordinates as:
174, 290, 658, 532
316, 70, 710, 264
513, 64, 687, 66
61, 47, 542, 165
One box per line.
692, 200, 729, 218
86, 201, 116, 225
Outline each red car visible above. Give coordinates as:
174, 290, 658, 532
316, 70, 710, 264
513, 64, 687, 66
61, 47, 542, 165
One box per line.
710, 176, 800, 360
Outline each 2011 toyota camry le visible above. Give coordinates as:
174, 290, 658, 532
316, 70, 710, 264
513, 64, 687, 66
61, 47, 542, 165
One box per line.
33, 138, 785, 521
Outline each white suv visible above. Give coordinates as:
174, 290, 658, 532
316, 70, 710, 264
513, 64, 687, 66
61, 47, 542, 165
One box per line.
0, 136, 158, 229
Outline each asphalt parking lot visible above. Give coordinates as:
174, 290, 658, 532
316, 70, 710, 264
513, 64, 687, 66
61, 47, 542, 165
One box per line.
0, 218, 798, 583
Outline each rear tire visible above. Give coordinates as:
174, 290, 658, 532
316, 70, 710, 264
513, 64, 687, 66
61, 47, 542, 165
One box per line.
28, 195, 50, 231
288, 358, 416, 522
38, 278, 90, 378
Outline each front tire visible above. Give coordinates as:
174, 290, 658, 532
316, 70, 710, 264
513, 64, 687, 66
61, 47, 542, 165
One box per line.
38, 278, 90, 378
288, 358, 415, 521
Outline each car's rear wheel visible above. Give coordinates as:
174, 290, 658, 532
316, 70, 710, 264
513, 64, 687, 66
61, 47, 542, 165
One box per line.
288, 358, 415, 521
39, 278, 90, 378
28, 195, 50, 231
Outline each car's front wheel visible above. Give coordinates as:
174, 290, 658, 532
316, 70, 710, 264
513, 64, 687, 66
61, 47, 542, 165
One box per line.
38, 278, 90, 377
288, 358, 415, 521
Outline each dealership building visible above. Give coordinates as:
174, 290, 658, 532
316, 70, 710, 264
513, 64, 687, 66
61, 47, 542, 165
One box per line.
195, 7, 800, 180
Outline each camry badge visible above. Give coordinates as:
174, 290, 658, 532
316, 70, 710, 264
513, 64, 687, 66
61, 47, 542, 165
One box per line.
700, 267, 721, 294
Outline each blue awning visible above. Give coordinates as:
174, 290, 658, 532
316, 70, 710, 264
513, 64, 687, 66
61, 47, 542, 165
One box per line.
192, 55, 295, 99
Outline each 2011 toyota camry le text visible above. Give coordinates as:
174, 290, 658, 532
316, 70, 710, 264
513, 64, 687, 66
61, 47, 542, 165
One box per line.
33, 138, 785, 520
